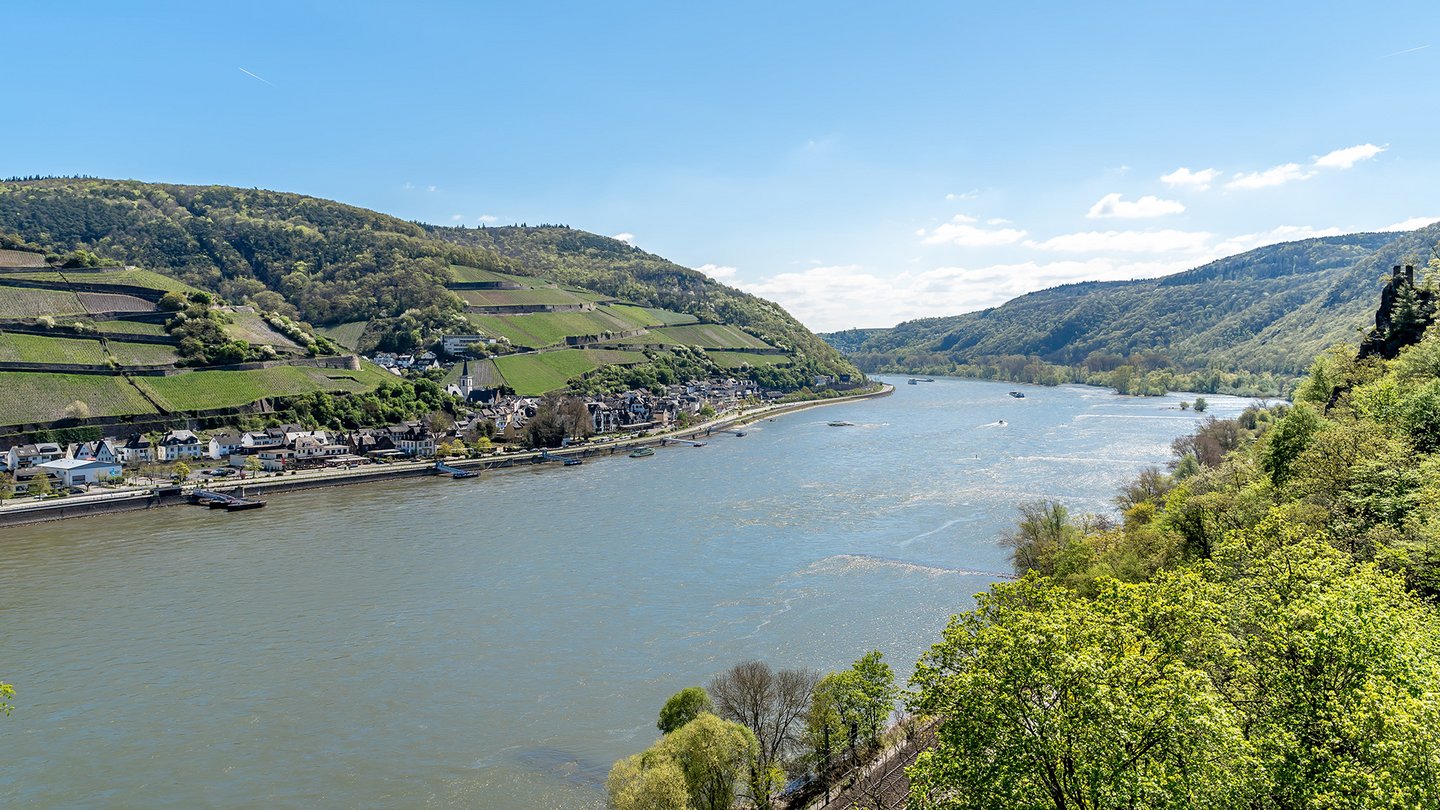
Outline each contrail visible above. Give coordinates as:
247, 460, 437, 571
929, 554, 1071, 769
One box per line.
1380, 44, 1429, 58
237, 67, 274, 86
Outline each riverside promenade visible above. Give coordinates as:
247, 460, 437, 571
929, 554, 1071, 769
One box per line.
0, 384, 892, 528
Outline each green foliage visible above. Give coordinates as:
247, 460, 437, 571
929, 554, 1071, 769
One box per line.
658, 687, 714, 735
607, 713, 756, 810
606, 752, 690, 810
1260, 403, 1322, 485
0, 681, 13, 716
909, 572, 1255, 810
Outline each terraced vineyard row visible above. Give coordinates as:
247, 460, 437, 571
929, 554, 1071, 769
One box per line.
0, 372, 159, 426
134, 365, 397, 411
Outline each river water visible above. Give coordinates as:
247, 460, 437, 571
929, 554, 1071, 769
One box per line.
0, 378, 1254, 808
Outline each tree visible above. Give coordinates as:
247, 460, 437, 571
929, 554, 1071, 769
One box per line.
243, 455, 262, 477
1192, 396, 1208, 412
908, 572, 1254, 810
173, 461, 192, 481
810, 651, 897, 763
29, 472, 52, 497
1000, 500, 1081, 576
662, 713, 756, 810
606, 752, 689, 810
659, 686, 714, 734
709, 661, 818, 809
1260, 402, 1322, 486
0, 681, 12, 716
0, 471, 13, 501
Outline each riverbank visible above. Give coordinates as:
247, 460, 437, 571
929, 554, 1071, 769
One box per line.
0, 384, 893, 528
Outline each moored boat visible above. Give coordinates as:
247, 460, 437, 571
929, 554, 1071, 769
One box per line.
628, 447, 655, 458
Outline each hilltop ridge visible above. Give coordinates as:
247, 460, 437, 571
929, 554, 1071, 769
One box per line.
826, 225, 1440, 394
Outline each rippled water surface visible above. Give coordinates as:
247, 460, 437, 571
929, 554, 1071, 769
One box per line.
0, 378, 1253, 807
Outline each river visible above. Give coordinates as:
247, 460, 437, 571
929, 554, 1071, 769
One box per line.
0, 378, 1255, 808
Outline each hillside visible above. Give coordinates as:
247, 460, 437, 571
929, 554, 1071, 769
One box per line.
826, 226, 1440, 392
0, 178, 859, 434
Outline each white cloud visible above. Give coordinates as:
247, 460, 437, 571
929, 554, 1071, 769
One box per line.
918, 214, 1027, 247
697, 263, 738, 280
450, 214, 464, 221
427, 185, 438, 192
613, 232, 636, 244
478, 214, 498, 223
735, 257, 1201, 332
1380, 216, 1440, 232
402, 181, 416, 190
1225, 163, 1316, 190
1025, 229, 1213, 254
1085, 193, 1186, 219
1160, 167, 1220, 191
1314, 143, 1386, 169
945, 190, 979, 201
986, 218, 1012, 225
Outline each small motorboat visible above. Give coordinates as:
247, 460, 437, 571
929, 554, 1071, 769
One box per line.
997, 420, 1007, 426
563, 457, 583, 466
1009, 391, 1026, 398
828, 421, 855, 427
908, 378, 920, 385
629, 447, 655, 458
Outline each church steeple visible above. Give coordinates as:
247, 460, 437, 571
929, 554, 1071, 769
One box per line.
459, 359, 474, 398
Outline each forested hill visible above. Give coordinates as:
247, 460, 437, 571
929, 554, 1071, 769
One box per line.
826, 225, 1440, 392
0, 178, 858, 381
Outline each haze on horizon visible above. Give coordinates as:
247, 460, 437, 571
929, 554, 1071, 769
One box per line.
5, 1, 1440, 332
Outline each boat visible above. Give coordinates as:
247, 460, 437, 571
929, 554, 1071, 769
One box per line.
225, 499, 266, 511
828, 421, 855, 427
908, 378, 919, 385
562, 457, 583, 466
997, 420, 1007, 426
207, 498, 234, 509
1009, 391, 1026, 398
629, 447, 655, 458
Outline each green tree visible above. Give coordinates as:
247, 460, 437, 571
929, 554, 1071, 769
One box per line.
908, 572, 1254, 810
606, 752, 689, 810
659, 713, 756, 810
658, 687, 714, 735
0, 471, 13, 501
29, 472, 53, 497
173, 461, 192, 481
1192, 396, 1208, 412
1259, 403, 1322, 486
243, 455, 262, 477
0, 681, 12, 716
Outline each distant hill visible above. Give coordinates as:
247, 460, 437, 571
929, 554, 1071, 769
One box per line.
825, 225, 1440, 393
0, 178, 858, 435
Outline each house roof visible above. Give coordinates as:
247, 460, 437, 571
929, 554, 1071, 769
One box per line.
39, 458, 119, 471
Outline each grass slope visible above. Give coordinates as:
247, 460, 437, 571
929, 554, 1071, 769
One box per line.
493, 349, 646, 395
134, 365, 395, 412
0, 372, 159, 426
0, 333, 109, 364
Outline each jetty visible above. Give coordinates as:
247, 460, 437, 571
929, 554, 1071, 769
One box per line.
434, 461, 479, 479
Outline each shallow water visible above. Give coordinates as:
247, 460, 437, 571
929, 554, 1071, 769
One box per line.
0, 378, 1253, 807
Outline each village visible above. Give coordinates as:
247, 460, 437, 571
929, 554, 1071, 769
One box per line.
0, 373, 778, 499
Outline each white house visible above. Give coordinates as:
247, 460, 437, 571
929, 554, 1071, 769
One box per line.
119, 434, 154, 465
37, 458, 122, 488
241, 431, 283, 449
6, 442, 65, 471
207, 432, 244, 460
157, 429, 204, 461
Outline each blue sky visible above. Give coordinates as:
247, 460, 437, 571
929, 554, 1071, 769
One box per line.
5, 1, 1439, 331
